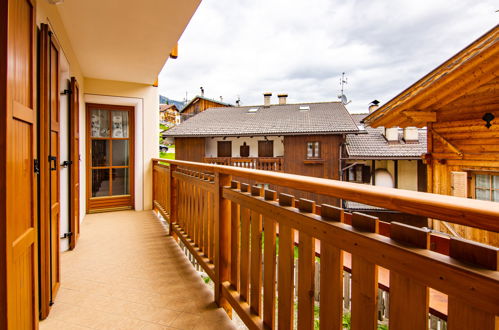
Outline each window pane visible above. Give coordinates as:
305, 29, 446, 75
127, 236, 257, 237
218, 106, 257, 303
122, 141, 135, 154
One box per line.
112, 168, 129, 196
92, 169, 110, 197
314, 142, 320, 157
493, 190, 499, 202
492, 175, 499, 189
92, 140, 109, 166
91, 110, 110, 137
112, 140, 129, 166
476, 174, 490, 188
111, 111, 129, 138
476, 188, 490, 201
307, 143, 313, 158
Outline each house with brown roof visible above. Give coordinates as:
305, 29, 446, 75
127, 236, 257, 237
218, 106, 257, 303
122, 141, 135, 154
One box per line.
180, 94, 231, 120
364, 25, 499, 246
343, 112, 428, 225
165, 93, 360, 204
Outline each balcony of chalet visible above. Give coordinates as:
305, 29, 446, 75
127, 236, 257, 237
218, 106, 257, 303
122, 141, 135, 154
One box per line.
42, 159, 499, 330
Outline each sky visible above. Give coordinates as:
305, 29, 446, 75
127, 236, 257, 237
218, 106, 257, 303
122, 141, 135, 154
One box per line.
158, 0, 497, 114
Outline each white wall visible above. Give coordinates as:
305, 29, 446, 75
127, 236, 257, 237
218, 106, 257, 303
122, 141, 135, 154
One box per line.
205, 136, 284, 157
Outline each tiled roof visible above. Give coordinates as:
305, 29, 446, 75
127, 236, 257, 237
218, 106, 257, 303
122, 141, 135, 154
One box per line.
345, 114, 427, 159
165, 102, 360, 137
160, 104, 178, 112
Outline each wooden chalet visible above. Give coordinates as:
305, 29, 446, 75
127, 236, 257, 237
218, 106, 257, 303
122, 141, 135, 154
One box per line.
160, 103, 181, 126
364, 25, 499, 246
180, 95, 231, 120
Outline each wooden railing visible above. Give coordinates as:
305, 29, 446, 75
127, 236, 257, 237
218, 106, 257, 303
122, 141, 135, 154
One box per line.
152, 159, 499, 330
204, 157, 284, 172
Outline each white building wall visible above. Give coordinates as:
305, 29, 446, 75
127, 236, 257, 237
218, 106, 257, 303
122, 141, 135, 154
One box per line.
205, 136, 284, 158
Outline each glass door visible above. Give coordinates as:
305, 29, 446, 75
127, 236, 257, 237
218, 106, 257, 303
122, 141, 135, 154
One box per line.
86, 104, 134, 212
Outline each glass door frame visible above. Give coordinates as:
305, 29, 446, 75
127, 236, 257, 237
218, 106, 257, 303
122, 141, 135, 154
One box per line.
85, 103, 135, 213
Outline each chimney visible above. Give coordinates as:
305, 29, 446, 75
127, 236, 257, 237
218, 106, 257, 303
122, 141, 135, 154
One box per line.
263, 92, 272, 106
403, 127, 419, 143
278, 93, 288, 105
200, 87, 204, 97
384, 127, 399, 143
369, 100, 380, 113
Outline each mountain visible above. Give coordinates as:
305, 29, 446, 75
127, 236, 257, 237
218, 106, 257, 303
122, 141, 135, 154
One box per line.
159, 95, 185, 110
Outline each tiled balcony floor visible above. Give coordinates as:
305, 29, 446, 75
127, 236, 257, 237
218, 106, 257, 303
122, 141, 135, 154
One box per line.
40, 210, 236, 330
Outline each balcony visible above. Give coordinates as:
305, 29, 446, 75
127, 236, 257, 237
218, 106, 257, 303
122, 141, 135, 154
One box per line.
152, 158, 499, 330
204, 157, 284, 172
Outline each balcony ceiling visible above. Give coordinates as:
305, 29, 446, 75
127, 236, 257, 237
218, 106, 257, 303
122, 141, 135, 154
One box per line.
56, 0, 201, 84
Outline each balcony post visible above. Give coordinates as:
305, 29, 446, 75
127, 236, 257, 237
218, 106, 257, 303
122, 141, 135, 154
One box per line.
214, 172, 232, 316
168, 164, 178, 238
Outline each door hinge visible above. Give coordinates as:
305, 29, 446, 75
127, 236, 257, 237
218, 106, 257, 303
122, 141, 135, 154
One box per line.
34, 159, 40, 174
60, 232, 73, 239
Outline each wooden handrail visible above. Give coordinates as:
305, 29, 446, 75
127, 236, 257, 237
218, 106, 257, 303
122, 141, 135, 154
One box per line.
153, 159, 499, 233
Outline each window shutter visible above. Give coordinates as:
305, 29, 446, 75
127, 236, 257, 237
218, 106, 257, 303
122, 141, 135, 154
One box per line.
451, 171, 467, 197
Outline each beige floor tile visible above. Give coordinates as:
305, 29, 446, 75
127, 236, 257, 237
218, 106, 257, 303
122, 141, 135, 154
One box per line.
40, 211, 236, 330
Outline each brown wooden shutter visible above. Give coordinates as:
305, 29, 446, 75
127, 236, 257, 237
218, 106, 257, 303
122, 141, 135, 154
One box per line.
258, 140, 274, 157
217, 141, 232, 157
451, 171, 467, 198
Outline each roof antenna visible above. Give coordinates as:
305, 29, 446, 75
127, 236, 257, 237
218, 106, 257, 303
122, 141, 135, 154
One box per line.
236, 95, 241, 107
338, 72, 351, 105
200, 87, 204, 97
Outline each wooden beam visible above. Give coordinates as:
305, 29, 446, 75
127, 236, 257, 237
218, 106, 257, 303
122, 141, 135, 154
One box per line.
402, 110, 437, 123
431, 130, 463, 158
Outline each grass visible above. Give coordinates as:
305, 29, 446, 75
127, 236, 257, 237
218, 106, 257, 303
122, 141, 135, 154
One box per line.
160, 152, 175, 160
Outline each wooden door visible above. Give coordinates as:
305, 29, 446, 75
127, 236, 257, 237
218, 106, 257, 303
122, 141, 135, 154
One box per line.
258, 140, 274, 157
39, 23, 61, 319
86, 104, 135, 212
69, 77, 80, 249
1, 0, 39, 328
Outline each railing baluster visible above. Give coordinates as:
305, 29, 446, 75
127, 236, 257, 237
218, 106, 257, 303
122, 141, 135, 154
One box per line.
297, 199, 316, 330
230, 181, 240, 290
351, 212, 379, 330
239, 183, 251, 303
214, 172, 232, 315
278, 193, 296, 330
250, 186, 264, 316
319, 204, 345, 330
263, 189, 277, 329
389, 222, 431, 330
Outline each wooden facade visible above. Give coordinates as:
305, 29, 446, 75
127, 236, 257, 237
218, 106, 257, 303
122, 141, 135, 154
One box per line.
365, 25, 499, 246
175, 137, 205, 162
181, 96, 230, 120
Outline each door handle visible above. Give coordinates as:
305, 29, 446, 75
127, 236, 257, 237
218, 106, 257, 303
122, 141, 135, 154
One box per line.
49, 156, 57, 171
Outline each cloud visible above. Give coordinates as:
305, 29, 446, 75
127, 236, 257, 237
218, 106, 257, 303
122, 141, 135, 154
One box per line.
159, 0, 497, 113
